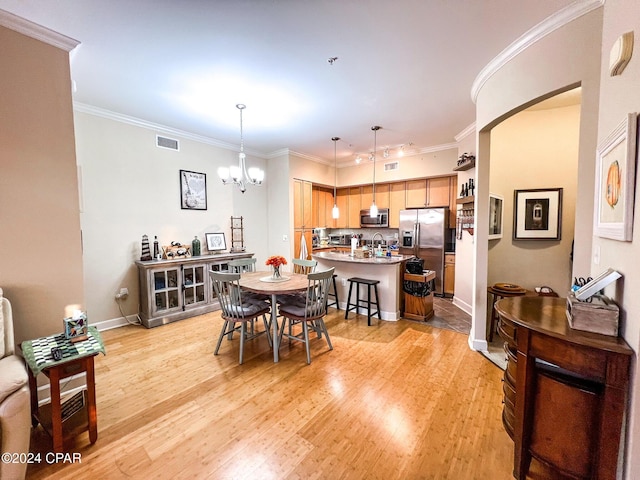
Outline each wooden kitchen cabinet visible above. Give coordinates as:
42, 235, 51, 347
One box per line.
362, 183, 389, 210
388, 182, 406, 228
312, 187, 333, 228
293, 179, 312, 229
444, 253, 455, 296
405, 179, 427, 208
334, 188, 349, 228
426, 176, 450, 207
448, 176, 458, 227
294, 230, 312, 259
348, 187, 361, 227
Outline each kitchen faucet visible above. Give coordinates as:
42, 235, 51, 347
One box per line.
371, 232, 384, 248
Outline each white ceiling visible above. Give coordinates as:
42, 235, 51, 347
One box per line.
0, 0, 577, 164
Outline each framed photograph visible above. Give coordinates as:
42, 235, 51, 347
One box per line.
594, 113, 637, 241
180, 170, 207, 210
513, 188, 563, 240
205, 232, 226, 252
488, 193, 504, 240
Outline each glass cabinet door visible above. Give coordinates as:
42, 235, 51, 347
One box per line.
152, 268, 181, 314
183, 264, 207, 306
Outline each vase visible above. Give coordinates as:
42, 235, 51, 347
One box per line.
272, 265, 281, 280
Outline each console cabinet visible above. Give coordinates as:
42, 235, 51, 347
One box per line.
135, 253, 253, 328
496, 296, 632, 480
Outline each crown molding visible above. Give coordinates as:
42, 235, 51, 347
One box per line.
73, 102, 268, 158
454, 123, 476, 143
471, 0, 604, 103
0, 9, 79, 51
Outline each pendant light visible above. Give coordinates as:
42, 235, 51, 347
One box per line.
217, 104, 264, 193
331, 137, 340, 219
370, 126, 381, 217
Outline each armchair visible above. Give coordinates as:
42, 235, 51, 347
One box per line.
0, 288, 31, 480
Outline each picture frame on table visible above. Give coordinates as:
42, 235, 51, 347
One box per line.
180, 170, 207, 210
205, 232, 226, 252
593, 113, 638, 241
488, 193, 504, 240
513, 188, 563, 240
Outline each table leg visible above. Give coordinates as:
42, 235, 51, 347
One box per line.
50, 367, 63, 453
85, 357, 98, 444
271, 293, 279, 362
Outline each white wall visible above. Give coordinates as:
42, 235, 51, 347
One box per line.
75, 112, 269, 325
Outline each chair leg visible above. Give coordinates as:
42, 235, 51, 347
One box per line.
367, 285, 372, 326
318, 318, 333, 350
302, 319, 311, 364
262, 314, 272, 347
215, 320, 230, 355
239, 322, 246, 365
344, 281, 354, 319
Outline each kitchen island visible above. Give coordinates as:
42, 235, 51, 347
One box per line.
312, 250, 411, 321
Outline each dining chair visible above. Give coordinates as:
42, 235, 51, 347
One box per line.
209, 271, 272, 364
292, 258, 317, 274
228, 257, 257, 273
278, 267, 335, 364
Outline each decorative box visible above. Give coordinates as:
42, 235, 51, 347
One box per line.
566, 294, 619, 336
64, 311, 88, 342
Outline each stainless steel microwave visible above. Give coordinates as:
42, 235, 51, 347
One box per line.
360, 208, 389, 228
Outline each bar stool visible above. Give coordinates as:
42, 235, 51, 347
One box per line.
487, 285, 526, 342
327, 274, 340, 310
344, 277, 380, 326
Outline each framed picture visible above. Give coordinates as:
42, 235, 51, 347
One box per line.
594, 113, 638, 241
488, 194, 504, 240
180, 170, 207, 210
205, 232, 226, 252
513, 188, 563, 240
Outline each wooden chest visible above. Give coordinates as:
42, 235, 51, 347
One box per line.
566, 294, 619, 336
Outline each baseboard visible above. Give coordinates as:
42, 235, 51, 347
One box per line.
468, 335, 488, 352
92, 314, 142, 332
452, 296, 472, 315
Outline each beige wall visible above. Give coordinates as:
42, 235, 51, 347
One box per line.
472, 8, 602, 352
0, 26, 84, 342
74, 112, 270, 325
338, 148, 458, 186
596, 1, 640, 476
488, 105, 580, 294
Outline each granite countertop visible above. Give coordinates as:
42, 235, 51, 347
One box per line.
312, 250, 410, 265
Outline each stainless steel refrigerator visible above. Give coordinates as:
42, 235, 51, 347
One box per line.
399, 208, 448, 295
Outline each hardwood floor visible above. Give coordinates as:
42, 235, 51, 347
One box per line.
26, 303, 515, 479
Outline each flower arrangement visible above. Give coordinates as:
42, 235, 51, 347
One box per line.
266, 255, 287, 279
265, 255, 287, 268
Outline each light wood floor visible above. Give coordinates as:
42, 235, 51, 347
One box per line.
27, 303, 516, 479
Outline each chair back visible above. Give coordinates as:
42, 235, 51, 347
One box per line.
292, 258, 317, 274
303, 267, 335, 319
228, 257, 257, 273
1, 288, 15, 358
209, 270, 263, 321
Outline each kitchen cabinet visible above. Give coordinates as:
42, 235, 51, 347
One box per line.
405, 179, 427, 208
444, 253, 455, 296
362, 184, 389, 210
293, 179, 313, 229
135, 253, 253, 328
294, 230, 312, 259
312, 187, 333, 228
448, 176, 458, 228
348, 187, 361, 227
426, 176, 450, 207
323, 190, 335, 227
334, 188, 349, 228
388, 182, 406, 228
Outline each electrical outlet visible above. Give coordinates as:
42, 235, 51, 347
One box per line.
115, 287, 129, 300
283, 234, 288, 242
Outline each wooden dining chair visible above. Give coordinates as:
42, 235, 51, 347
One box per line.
278, 267, 335, 364
228, 257, 257, 273
292, 258, 317, 274
209, 271, 272, 365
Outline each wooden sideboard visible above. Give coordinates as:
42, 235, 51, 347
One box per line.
135, 252, 253, 328
495, 296, 632, 480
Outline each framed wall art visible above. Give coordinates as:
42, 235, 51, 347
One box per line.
594, 113, 638, 241
180, 170, 207, 210
488, 193, 504, 240
205, 232, 226, 252
513, 188, 563, 240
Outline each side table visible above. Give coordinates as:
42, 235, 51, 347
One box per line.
487, 286, 526, 342
21, 326, 106, 453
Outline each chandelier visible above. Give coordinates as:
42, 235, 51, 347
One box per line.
217, 104, 264, 193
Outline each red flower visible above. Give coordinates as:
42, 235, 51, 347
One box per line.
265, 255, 287, 268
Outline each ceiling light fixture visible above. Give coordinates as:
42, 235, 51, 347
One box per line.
217, 104, 264, 193
332, 137, 340, 219
355, 155, 362, 164
370, 126, 382, 217
398, 145, 405, 157
383, 147, 389, 159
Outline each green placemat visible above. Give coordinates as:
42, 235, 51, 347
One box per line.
21, 326, 106, 375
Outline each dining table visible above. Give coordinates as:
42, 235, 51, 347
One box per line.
238, 270, 309, 362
